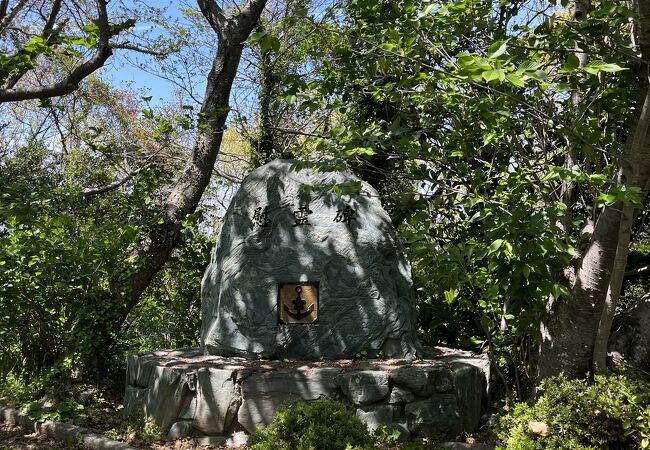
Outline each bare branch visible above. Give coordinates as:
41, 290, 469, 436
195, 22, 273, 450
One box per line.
82, 154, 159, 197
213, 167, 244, 184
270, 126, 325, 139
43, 0, 62, 34
112, 42, 173, 57
0, 0, 28, 35
82, 171, 136, 197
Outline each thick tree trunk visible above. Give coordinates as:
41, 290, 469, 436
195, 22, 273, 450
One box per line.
127, 0, 267, 306
538, 97, 650, 381
538, 202, 623, 379
538, 0, 650, 380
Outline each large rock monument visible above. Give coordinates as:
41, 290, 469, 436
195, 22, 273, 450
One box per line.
201, 159, 421, 360
123, 160, 490, 444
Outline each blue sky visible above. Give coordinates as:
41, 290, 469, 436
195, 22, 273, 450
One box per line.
103, 0, 191, 106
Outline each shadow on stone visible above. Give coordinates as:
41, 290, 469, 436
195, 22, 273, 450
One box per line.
124, 160, 491, 443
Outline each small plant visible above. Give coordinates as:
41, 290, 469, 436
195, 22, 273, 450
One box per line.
249, 398, 376, 450
105, 416, 166, 446
374, 425, 401, 448
21, 398, 85, 422
495, 371, 650, 449
0, 372, 35, 405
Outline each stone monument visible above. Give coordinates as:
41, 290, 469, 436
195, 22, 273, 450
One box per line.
123, 160, 490, 445
201, 159, 421, 360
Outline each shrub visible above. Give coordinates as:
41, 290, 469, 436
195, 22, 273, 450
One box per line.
495, 371, 650, 449
105, 416, 166, 446
249, 398, 376, 450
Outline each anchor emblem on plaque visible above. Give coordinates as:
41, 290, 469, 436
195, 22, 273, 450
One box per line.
278, 282, 319, 324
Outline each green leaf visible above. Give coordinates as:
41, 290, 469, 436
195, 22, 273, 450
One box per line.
505, 73, 525, 87
443, 289, 458, 303
583, 61, 627, 74
596, 193, 617, 206
249, 31, 267, 44
488, 40, 508, 58
343, 147, 375, 157
418, 3, 437, 18
565, 53, 580, 70
285, 94, 298, 105
249, 31, 280, 53
482, 69, 505, 82
488, 239, 505, 254
23, 37, 49, 54
551, 283, 570, 300
480, 315, 494, 335
333, 181, 362, 196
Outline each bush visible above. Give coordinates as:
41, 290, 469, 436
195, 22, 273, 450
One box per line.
105, 416, 166, 446
495, 371, 650, 449
249, 398, 376, 450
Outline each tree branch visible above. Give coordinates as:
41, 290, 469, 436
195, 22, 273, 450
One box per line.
0, 0, 27, 35
82, 171, 137, 197
625, 264, 650, 277
112, 42, 173, 57
213, 167, 244, 184
3, 0, 63, 89
231, 0, 268, 40
119, 0, 269, 323
43, 0, 62, 35
640, 0, 650, 64
0, 0, 113, 103
196, 0, 226, 35
0, 0, 8, 23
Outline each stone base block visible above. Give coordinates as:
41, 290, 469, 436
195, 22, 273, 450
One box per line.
123, 348, 489, 441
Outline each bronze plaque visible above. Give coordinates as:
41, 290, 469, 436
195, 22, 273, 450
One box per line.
278, 282, 319, 324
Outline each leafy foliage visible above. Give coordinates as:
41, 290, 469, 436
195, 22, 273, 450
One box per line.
249, 398, 376, 450
21, 399, 85, 423
104, 416, 167, 446
496, 371, 650, 449
274, 0, 647, 388
1, 0, 648, 405
0, 132, 208, 378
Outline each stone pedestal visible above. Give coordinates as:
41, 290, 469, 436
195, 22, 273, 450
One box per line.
123, 348, 489, 441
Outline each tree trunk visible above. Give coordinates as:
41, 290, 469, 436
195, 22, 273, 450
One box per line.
592, 201, 634, 372
538, 202, 623, 379
558, 0, 591, 233
255, 44, 278, 165
537, 0, 650, 380
127, 0, 267, 306
95, 0, 268, 366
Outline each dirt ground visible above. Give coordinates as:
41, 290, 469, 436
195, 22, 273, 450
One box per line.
0, 422, 70, 450
0, 422, 240, 450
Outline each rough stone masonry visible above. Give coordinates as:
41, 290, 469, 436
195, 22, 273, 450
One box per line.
124, 349, 489, 440
200, 159, 422, 360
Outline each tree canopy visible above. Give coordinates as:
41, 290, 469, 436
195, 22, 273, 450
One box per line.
0, 0, 649, 398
